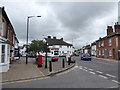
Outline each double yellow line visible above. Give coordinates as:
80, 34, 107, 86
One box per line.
1, 66, 77, 85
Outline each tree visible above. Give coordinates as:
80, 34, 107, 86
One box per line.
28, 40, 48, 53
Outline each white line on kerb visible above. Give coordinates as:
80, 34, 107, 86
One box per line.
96, 71, 103, 74
106, 74, 116, 78
98, 75, 108, 79
89, 72, 96, 74
112, 80, 120, 84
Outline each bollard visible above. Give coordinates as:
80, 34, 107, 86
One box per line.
68, 57, 71, 65
49, 61, 52, 72
62, 59, 65, 68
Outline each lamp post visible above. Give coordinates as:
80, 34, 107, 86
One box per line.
26, 16, 41, 64
45, 41, 48, 68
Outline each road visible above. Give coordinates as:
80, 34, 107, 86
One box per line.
2, 56, 120, 88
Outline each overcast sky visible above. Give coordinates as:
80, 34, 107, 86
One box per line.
0, 1, 118, 49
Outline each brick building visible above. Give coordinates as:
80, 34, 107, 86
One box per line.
96, 22, 120, 60
0, 7, 19, 72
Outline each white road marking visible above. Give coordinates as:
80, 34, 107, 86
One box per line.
79, 67, 83, 69
89, 69, 93, 71
96, 71, 103, 74
84, 67, 87, 69
112, 80, 120, 84
107, 86, 119, 88
84, 69, 88, 72
79, 66, 82, 67
106, 74, 116, 78
98, 75, 108, 79
89, 71, 96, 74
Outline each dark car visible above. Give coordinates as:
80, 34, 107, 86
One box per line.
81, 53, 92, 61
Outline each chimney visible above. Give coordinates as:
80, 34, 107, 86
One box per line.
53, 37, 56, 39
48, 36, 51, 39
114, 22, 120, 33
107, 26, 113, 35
60, 38, 63, 41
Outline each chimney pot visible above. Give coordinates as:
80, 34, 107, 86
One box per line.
53, 37, 56, 39
60, 38, 63, 41
48, 36, 51, 39
107, 26, 113, 35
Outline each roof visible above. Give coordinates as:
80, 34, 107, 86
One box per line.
96, 32, 120, 42
45, 38, 73, 46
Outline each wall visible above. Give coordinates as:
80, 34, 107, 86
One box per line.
49, 45, 73, 56
96, 36, 119, 60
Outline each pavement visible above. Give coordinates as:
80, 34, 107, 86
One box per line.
1, 57, 75, 83
92, 56, 119, 63
2, 56, 119, 88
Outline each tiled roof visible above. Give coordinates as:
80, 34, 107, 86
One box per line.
96, 32, 120, 42
45, 38, 73, 46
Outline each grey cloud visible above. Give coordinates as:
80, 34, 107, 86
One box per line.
0, 2, 118, 48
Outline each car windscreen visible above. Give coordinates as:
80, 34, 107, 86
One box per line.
83, 54, 90, 57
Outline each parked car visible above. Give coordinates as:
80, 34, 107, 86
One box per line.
74, 52, 79, 56
81, 53, 92, 61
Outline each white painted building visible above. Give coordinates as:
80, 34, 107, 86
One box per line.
19, 45, 26, 57
45, 36, 73, 56
0, 37, 10, 72
91, 42, 97, 56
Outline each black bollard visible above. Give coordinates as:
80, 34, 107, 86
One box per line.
62, 59, 65, 68
68, 57, 71, 65
49, 61, 52, 72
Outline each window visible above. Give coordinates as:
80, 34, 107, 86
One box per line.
54, 51, 59, 55
109, 49, 112, 56
101, 41, 104, 46
59, 45, 62, 48
108, 38, 112, 46
99, 50, 101, 55
98, 42, 101, 47
102, 49, 104, 56
1, 45, 5, 63
1, 19, 5, 36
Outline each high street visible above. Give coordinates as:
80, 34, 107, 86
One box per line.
2, 56, 120, 88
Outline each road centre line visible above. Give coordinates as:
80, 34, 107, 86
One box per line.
111, 80, 120, 84
106, 74, 116, 78
96, 71, 103, 74
82, 69, 88, 72
98, 75, 108, 79
89, 69, 94, 71
89, 71, 96, 74
84, 67, 87, 69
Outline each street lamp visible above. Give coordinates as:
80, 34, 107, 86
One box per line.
45, 41, 48, 68
26, 15, 41, 64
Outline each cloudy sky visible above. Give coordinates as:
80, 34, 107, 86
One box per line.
0, 0, 118, 49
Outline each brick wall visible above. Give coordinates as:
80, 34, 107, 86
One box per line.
96, 36, 118, 60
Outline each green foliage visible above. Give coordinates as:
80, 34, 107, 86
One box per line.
27, 40, 49, 53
